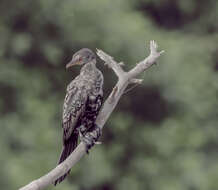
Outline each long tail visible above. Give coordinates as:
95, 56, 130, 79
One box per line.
54, 134, 78, 186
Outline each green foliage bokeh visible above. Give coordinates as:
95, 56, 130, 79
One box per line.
0, 0, 218, 189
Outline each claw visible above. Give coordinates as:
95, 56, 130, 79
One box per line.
95, 141, 102, 145
79, 124, 102, 154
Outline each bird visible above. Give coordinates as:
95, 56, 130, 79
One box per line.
54, 48, 104, 185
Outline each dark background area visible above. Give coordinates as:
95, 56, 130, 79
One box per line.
0, 0, 218, 189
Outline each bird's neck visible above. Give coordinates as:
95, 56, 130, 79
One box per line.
80, 60, 97, 74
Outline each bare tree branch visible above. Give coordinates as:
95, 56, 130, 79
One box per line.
96, 48, 125, 78
19, 40, 164, 190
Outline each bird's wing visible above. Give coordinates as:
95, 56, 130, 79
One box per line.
62, 82, 88, 142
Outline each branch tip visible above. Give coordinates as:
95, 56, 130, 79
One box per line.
130, 78, 143, 84
118, 62, 125, 66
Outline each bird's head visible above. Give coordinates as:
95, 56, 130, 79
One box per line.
66, 48, 96, 69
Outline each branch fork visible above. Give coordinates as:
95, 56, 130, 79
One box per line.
19, 40, 164, 190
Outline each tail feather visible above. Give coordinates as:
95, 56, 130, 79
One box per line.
54, 134, 78, 186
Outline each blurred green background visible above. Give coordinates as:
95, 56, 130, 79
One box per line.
0, 0, 218, 189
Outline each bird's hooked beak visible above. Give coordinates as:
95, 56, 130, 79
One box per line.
66, 57, 82, 69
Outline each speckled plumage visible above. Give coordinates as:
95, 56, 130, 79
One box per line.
62, 61, 103, 139
54, 52, 103, 185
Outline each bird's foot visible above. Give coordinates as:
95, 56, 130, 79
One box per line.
79, 124, 102, 154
